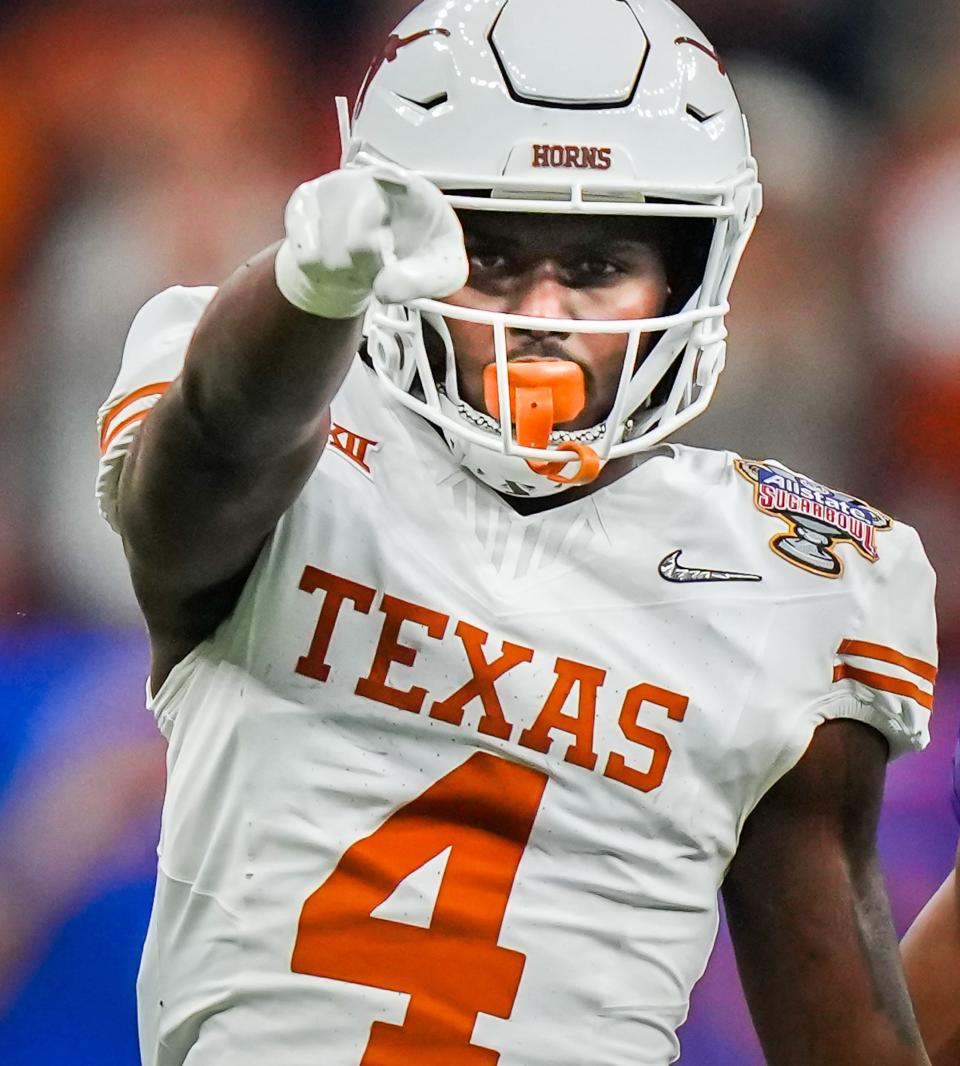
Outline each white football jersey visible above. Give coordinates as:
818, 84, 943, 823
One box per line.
98, 287, 937, 1066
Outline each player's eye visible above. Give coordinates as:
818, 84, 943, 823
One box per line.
566, 259, 625, 285
469, 251, 512, 275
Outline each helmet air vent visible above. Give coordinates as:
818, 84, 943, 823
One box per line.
686, 103, 722, 124
396, 91, 450, 112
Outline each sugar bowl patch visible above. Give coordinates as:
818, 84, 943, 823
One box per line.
735, 460, 892, 578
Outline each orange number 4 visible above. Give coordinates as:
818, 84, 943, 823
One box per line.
291, 752, 548, 1064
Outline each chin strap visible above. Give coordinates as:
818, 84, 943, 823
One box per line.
482, 360, 602, 485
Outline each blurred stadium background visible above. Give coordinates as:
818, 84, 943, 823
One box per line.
0, 0, 958, 1061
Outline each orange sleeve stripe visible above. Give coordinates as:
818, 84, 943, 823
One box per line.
99, 381, 171, 449
838, 639, 937, 684
833, 664, 935, 711
100, 410, 152, 454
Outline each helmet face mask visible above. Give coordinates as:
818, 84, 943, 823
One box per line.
346, 0, 762, 497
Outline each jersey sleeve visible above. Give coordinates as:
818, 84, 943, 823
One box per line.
96, 285, 217, 533
825, 522, 938, 759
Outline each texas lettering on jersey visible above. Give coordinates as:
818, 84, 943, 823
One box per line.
294, 566, 690, 795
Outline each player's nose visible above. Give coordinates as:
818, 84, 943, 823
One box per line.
508, 272, 573, 339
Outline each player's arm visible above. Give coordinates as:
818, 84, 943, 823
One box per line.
117, 166, 467, 688
118, 245, 360, 685
902, 848, 960, 1065
722, 719, 930, 1066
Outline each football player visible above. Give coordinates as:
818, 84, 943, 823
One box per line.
96, 1, 937, 1063
902, 743, 960, 1065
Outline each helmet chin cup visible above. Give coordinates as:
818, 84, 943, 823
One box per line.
443, 424, 599, 498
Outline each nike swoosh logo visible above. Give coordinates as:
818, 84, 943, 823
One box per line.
658, 550, 762, 584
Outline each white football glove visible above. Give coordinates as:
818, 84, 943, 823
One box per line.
274, 163, 469, 320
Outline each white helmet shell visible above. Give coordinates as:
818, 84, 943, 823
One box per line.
345, 0, 762, 498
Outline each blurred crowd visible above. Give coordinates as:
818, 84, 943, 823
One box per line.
0, 0, 956, 649
0, 1, 958, 1063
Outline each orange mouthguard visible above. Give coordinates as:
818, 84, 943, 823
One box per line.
482, 360, 601, 485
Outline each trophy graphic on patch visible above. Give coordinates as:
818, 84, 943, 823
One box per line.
735, 460, 892, 578
773, 513, 845, 575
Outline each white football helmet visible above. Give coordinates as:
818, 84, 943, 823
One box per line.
341, 0, 762, 497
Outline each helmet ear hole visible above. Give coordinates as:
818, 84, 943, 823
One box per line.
395, 333, 418, 392
369, 312, 417, 391
371, 329, 401, 373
